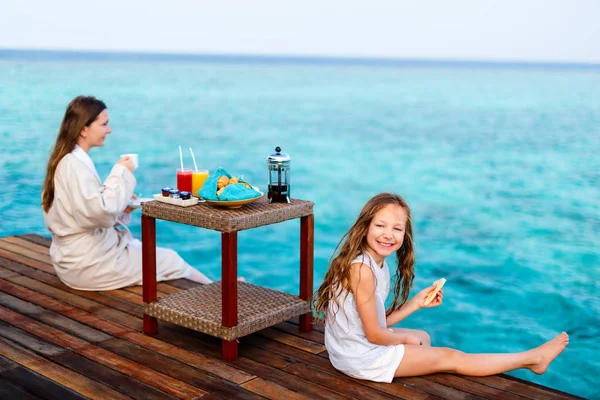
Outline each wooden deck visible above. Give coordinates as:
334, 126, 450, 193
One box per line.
0, 234, 582, 400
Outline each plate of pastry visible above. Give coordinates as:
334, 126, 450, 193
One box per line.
204, 191, 263, 209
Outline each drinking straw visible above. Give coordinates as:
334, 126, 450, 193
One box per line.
189, 147, 198, 172
178, 145, 184, 170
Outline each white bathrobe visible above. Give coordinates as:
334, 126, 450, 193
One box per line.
43, 146, 193, 290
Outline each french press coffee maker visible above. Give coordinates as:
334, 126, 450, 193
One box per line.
267, 146, 291, 203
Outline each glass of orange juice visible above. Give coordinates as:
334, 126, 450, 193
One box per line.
192, 169, 209, 197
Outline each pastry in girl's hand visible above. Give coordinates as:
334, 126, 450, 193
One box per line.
424, 278, 446, 306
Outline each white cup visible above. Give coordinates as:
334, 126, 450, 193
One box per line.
120, 153, 139, 170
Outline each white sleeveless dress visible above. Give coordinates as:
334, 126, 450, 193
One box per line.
324, 252, 404, 382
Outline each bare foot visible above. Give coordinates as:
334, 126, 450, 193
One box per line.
528, 332, 569, 374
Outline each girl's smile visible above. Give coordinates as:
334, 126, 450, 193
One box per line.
365, 204, 408, 265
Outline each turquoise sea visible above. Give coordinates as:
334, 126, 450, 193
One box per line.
0, 50, 598, 398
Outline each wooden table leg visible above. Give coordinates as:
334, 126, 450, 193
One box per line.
142, 215, 158, 335
222, 231, 238, 360
300, 214, 314, 332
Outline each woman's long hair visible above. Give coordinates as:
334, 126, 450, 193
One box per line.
313, 193, 415, 322
42, 96, 106, 212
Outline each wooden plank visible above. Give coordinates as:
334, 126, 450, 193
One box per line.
426, 373, 530, 400
4, 274, 144, 330
241, 377, 313, 400
284, 362, 422, 400
104, 287, 147, 306
0, 337, 130, 400
289, 316, 325, 333
245, 333, 340, 373
0, 260, 143, 319
0, 268, 19, 279
101, 338, 263, 400
17, 234, 52, 247
0, 356, 86, 400
156, 324, 295, 370
2, 236, 51, 256
0, 306, 90, 351
0, 291, 112, 343
0, 354, 18, 373
1, 319, 174, 399
258, 327, 326, 354
121, 329, 255, 384
167, 278, 202, 290
157, 282, 182, 294
52, 351, 178, 400
461, 375, 583, 400
0, 305, 207, 399
274, 320, 325, 343
395, 376, 483, 400
124, 285, 169, 298
0, 248, 55, 274
0, 240, 54, 269
0, 320, 67, 357
239, 341, 295, 369
0, 376, 44, 400
231, 356, 354, 400
0, 278, 255, 384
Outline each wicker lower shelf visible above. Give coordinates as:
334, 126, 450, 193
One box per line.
144, 281, 311, 341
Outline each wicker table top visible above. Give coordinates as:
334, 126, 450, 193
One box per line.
141, 196, 314, 232
145, 281, 310, 341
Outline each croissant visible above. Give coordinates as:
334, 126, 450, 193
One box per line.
217, 176, 230, 189
229, 177, 239, 184
424, 278, 446, 306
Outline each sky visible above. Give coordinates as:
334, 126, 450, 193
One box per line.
1, 0, 599, 63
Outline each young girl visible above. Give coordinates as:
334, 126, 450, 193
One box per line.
314, 192, 568, 383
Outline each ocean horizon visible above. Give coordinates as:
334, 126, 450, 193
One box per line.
3, 48, 600, 69
0, 49, 598, 398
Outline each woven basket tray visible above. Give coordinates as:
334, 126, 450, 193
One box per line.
144, 281, 310, 341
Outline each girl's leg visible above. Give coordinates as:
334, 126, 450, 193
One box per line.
389, 328, 431, 346
394, 332, 568, 378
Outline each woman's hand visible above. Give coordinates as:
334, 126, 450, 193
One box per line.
123, 194, 137, 214
117, 156, 135, 172
413, 285, 444, 309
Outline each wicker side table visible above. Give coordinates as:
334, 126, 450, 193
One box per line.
141, 196, 314, 361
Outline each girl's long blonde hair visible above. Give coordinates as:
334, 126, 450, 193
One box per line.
313, 193, 415, 322
42, 96, 106, 212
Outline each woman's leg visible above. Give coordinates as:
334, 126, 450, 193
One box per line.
389, 328, 431, 346
394, 332, 568, 378
187, 268, 245, 284
187, 268, 212, 284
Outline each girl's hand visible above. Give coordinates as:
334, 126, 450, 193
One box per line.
414, 285, 444, 309
402, 333, 424, 345
117, 156, 135, 172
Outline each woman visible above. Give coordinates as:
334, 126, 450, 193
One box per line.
42, 95, 211, 290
